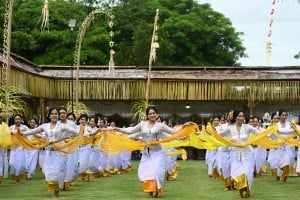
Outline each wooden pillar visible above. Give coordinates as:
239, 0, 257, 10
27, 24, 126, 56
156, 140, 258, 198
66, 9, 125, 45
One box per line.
37, 98, 46, 123
248, 99, 254, 116
244, 99, 259, 117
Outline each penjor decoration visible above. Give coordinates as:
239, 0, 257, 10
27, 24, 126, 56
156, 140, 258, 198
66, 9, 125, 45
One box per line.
1, 0, 29, 121
145, 9, 160, 106
131, 9, 159, 122
266, 0, 299, 65
266, 0, 276, 65
73, 9, 114, 116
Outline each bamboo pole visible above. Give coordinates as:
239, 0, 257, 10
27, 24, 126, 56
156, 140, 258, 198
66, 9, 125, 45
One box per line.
145, 9, 159, 105
0, 0, 13, 121
73, 9, 113, 114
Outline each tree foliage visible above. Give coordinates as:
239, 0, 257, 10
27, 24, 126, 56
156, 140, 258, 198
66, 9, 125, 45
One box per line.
0, 0, 247, 66
294, 52, 300, 59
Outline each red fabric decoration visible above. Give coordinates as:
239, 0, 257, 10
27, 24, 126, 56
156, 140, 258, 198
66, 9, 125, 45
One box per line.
269, 19, 273, 27
267, 30, 272, 37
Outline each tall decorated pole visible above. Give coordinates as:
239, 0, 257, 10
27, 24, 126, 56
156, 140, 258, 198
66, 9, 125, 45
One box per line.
71, 9, 114, 117
1, 0, 12, 89
132, 9, 159, 122
1, 0, 13, 120
0, 0, 29, 121
266, 0, 276, 65
266, 0, 300, 65
0, 0, 12, 180
145, 9, 159, 106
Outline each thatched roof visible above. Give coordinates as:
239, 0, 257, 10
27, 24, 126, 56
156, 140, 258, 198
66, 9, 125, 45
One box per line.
1, 51, 300, 101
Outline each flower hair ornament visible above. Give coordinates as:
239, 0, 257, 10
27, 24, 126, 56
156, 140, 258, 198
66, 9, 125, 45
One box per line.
228, 111, 234, 121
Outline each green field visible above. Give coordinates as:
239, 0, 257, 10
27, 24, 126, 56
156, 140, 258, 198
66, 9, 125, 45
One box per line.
0, 160, 299, 200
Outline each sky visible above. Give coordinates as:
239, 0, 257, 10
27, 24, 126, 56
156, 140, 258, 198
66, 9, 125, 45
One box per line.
198, 0, 300, 66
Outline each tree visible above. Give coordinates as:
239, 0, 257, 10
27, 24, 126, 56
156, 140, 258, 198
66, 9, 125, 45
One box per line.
0, 0, 115, 65
13, 0, 93, 65
112, 0, 246, 66
1, 0, 246, 66
294, 52, 300, 59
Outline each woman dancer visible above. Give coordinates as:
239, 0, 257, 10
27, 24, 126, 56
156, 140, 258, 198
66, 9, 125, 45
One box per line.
207, 116, 220, 179
59, 107, 78, 190
253, 116, 267, 177
22, 108, 78, 197
77, 114, 93, 180
216, 111, 234, 190
267, 113, 280, 179
25, 118, 39, 180
113, 106, 177, 198
9, 114, 29, 183
88, 116, 105, 178
275, 109, 296, 183
216, 110, 260, 198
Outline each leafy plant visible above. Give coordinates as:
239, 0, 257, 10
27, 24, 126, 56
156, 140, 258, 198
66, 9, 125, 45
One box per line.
131, 99, 154, 123
66, 100, 89, 118
0, 85, 30, 119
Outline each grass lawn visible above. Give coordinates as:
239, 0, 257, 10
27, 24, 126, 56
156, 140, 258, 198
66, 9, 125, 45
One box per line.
0, 160, 299, 200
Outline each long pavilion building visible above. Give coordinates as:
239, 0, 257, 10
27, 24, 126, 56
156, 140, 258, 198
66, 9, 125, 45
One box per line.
1, 51, 300, 124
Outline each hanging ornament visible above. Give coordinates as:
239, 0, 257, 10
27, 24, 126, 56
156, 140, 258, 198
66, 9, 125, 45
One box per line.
108, 14, 115, 74
266, 0, 276, 65
266, 41, 272, 65
40, 0, 49, 31
267, 30, 272, 37
269, 19, 273, 27
149, 9, 160, 63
